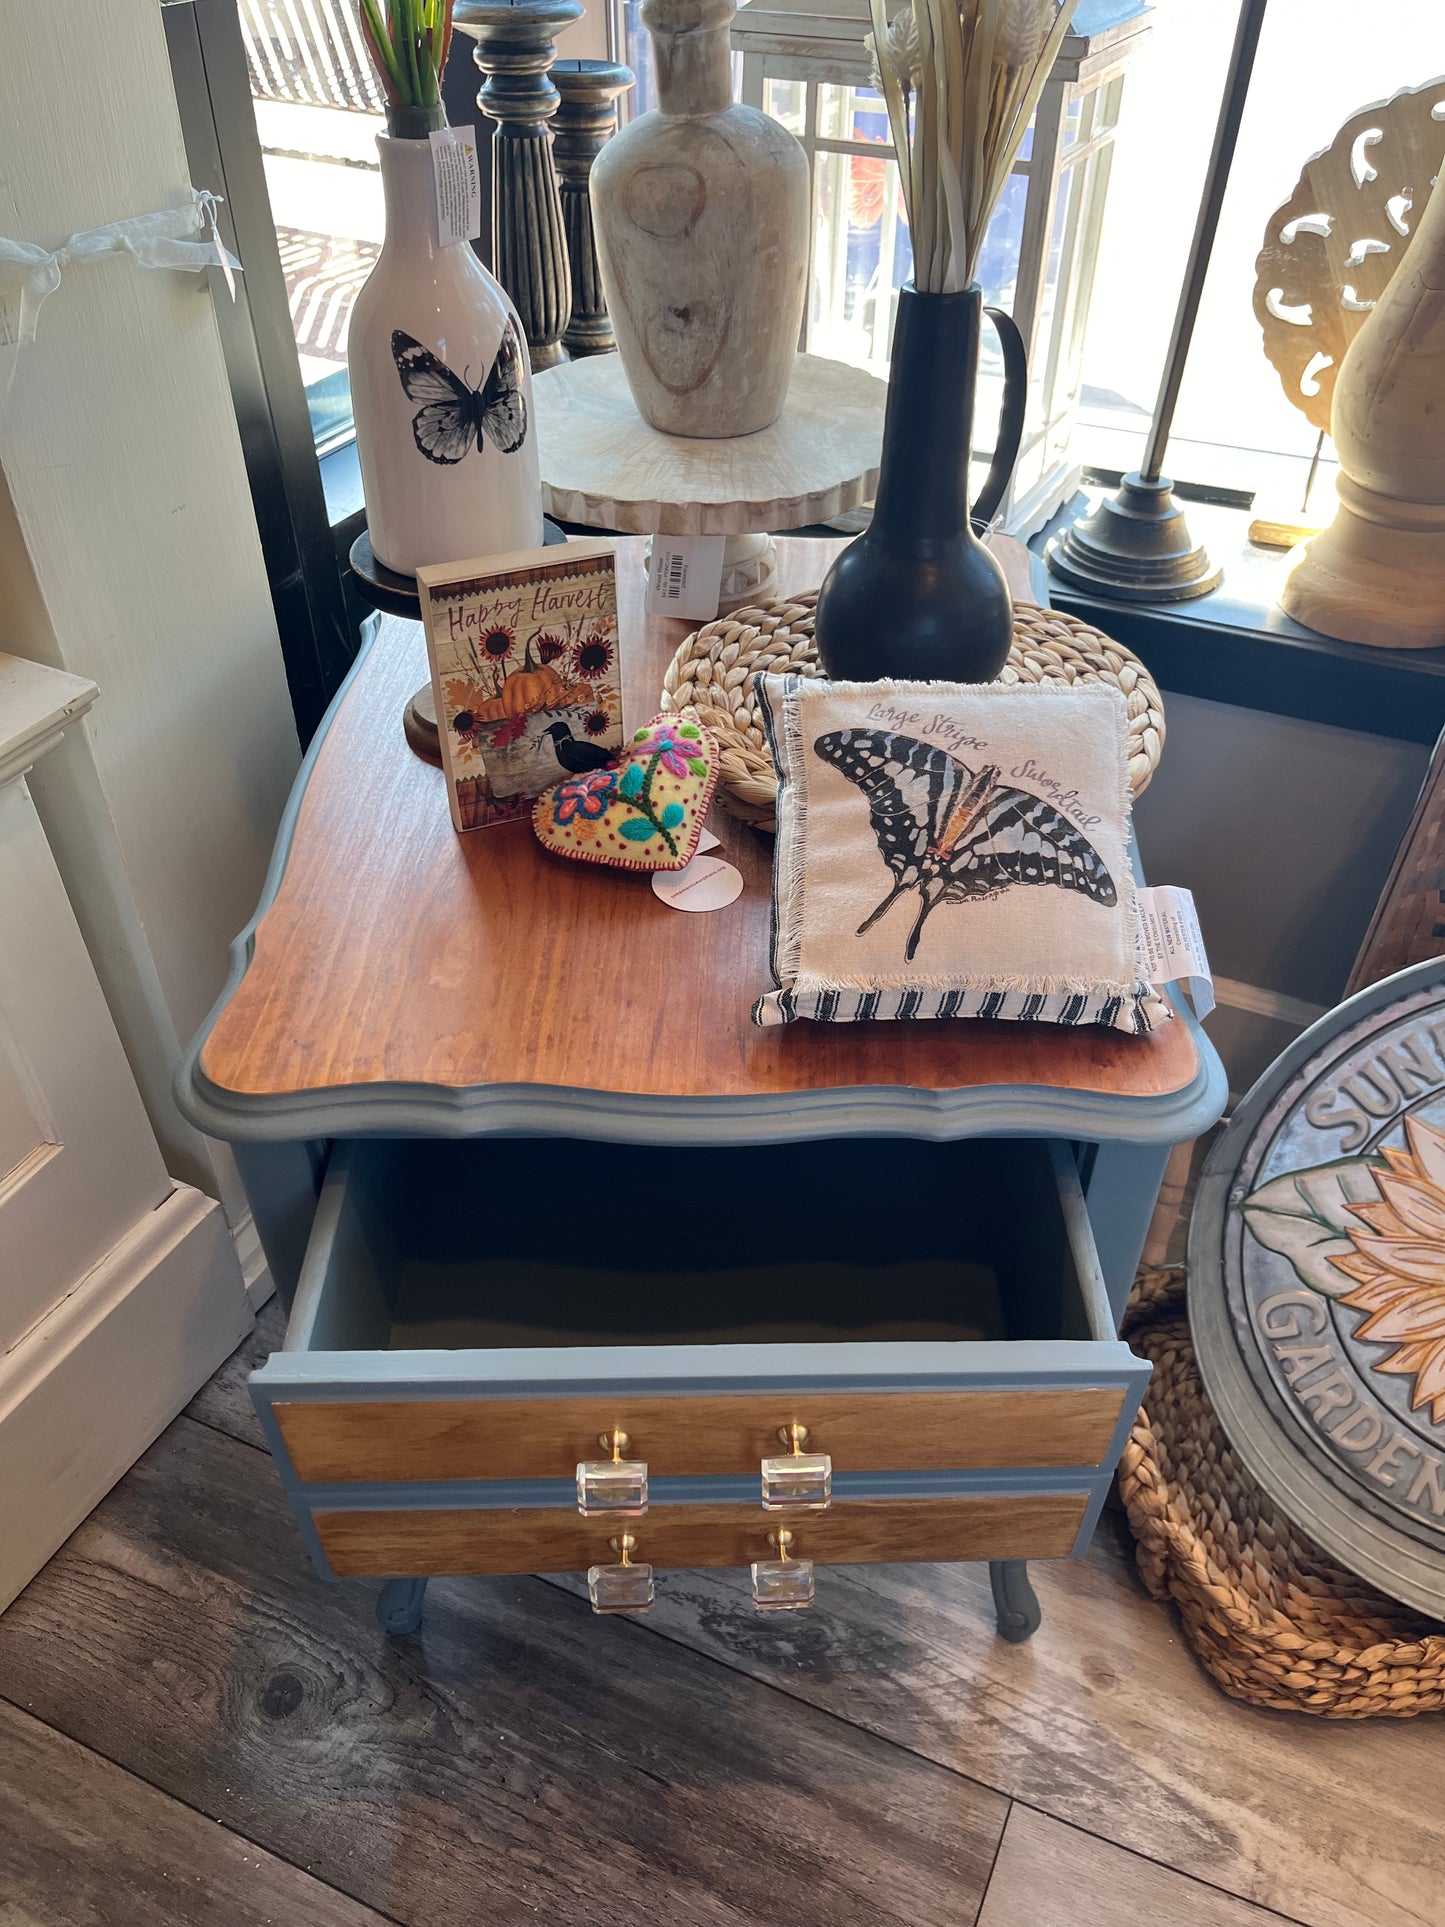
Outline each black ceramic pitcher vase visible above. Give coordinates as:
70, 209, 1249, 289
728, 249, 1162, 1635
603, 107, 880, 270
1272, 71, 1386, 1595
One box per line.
814, 283, 1026, 682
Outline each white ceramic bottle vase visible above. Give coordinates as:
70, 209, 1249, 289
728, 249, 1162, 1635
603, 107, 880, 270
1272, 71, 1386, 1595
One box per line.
589, 0, 809, 438
348, 127, 544, 575
1281, 158, 1445, 647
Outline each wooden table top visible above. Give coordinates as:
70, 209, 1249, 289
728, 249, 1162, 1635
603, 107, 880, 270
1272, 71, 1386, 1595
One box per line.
193, 538, 1209, 1137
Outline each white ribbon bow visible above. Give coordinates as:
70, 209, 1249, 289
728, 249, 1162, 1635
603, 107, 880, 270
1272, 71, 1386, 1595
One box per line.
0, 188, 240, 351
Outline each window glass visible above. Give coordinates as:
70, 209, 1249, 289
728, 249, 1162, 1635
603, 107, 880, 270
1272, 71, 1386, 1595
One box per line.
763, 76, 806, 136
240, 0, 386, 453
1079, 0, 1444, 504
615, 0, 657, 114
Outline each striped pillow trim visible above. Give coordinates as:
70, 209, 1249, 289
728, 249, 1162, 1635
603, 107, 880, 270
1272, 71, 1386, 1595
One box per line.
753, 983, 1167, 1031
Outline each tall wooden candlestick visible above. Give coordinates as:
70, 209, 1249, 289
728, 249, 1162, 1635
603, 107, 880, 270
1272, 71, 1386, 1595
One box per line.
453, 0, 583, 374
552, 59, 635, 358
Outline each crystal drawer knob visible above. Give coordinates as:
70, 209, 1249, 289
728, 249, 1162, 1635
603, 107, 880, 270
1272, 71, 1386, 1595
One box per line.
587, 1534, 655, 1615
577, 1428, 648, 1517
751, 1528, 815, 1612
760, 1422, 832, 1510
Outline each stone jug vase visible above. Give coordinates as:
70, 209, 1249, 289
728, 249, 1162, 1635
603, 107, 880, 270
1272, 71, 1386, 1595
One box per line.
1281, 159, 1445, 648
589, 0, 809, 438
348, 112, 544, 576
814, 285, 1027, 682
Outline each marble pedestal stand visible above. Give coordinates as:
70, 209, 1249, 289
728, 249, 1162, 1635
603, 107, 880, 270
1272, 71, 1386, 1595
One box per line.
533, 352, 886, 613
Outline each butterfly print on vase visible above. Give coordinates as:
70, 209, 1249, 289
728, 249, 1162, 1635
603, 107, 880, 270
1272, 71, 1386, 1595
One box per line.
815, 728, 1117, 962
391, 321, 528, 465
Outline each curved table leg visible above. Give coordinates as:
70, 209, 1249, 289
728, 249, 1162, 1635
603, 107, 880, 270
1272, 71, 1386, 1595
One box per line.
377, 1577, 428, 1635
989, 1560, 1041, 1643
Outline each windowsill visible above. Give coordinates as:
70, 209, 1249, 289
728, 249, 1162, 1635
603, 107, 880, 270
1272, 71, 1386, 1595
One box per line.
321, 436, 366, 532
321, 446, 1444, 748
1032, 492, 1445, 746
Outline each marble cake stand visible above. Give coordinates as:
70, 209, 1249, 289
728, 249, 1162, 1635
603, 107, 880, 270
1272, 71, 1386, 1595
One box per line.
532, 352, 887, 612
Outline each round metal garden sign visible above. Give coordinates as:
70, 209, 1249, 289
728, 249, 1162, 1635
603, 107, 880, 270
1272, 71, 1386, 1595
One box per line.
1190, 956, 1445, 1616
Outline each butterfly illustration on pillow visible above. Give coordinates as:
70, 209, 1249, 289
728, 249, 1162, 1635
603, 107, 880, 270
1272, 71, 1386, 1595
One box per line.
391, 322, 528, 465
815, 728, 1117, 962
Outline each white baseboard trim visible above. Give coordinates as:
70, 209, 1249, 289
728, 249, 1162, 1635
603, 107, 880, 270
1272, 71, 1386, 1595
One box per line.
230, 1207, 276, 1311
0, 1184, 252, 1613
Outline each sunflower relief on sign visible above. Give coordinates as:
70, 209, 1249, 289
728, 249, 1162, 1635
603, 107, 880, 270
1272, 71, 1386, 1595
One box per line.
1207, 974, 1445, 1574
416, 540, 624, 832
1243, 1114, 1445, 1430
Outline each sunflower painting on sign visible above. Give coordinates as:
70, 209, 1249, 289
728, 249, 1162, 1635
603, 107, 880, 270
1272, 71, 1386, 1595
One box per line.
416, 539, 624, 831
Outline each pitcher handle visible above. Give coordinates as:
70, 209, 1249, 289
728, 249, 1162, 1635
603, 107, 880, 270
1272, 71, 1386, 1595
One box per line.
971, 306, 1027, 533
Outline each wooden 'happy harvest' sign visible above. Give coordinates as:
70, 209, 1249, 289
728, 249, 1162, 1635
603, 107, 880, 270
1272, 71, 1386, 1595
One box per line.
416, 539, 624, 832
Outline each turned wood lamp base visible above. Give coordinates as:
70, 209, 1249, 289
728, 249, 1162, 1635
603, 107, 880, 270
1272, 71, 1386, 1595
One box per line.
1281, 482, 1445, 649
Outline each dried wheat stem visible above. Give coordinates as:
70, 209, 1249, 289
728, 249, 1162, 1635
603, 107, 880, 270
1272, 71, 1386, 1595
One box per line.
871, 0, 1080, 295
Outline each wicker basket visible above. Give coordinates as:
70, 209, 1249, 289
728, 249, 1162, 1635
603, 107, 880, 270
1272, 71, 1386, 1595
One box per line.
1118, 1266, 1445, 1718
660, 591, 1166, 827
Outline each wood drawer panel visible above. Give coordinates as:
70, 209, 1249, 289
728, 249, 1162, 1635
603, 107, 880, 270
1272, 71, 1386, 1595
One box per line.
274, 1385, 1126, 1484
314, 1492, 1089, 1576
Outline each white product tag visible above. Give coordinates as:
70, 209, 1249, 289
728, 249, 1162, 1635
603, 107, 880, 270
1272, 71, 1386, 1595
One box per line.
429, 126, 482, 248
695, 825, 721, 853
646, 535, 727, 620
1137, 885, 1215, 1019
652, 853, 744, 912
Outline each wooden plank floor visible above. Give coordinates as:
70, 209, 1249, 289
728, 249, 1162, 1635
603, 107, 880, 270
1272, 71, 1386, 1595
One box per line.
1, 1299, 1441, 1927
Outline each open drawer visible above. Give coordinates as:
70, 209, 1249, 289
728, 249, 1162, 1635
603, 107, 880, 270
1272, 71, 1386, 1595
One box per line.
251, 1135, 1148, 1578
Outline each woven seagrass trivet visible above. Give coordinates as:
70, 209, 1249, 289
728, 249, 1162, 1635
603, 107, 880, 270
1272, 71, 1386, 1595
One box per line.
660, 590, 1166, 827
1119, 1265, 1445, 1718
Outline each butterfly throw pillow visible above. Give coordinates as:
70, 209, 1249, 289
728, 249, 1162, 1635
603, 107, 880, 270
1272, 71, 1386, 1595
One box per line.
753, 676, 1170, 1033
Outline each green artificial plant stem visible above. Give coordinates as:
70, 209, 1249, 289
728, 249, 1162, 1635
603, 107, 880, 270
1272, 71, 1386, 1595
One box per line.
358, 0, 454, 130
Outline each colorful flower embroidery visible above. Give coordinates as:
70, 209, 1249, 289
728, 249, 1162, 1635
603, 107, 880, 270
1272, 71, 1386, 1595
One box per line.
552, 768, 618, 825
532, 712, 718, 870
646, 729, 694, 777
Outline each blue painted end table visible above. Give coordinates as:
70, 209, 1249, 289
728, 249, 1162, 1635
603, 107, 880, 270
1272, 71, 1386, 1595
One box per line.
177, 538, 1227, 1640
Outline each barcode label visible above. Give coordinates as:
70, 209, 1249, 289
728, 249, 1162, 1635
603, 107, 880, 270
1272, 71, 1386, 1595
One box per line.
646, 536, 726, 620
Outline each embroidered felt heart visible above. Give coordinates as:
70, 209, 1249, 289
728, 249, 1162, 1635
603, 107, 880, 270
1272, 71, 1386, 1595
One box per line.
531, 713, 720, 871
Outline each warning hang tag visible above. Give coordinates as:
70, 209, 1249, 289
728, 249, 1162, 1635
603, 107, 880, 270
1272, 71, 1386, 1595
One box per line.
1136, 885, 1215, 1020
429, 126, 482, 248
646, 535, 727, 621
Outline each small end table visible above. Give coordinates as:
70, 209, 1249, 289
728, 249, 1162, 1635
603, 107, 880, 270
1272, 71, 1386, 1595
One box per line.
178, 537, 1226, 1644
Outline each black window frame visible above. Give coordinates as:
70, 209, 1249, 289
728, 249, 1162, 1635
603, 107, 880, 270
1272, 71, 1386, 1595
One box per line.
165, 0, 369, 742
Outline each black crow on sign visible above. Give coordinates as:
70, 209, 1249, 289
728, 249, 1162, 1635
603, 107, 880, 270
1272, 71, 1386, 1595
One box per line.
543, 721, 615, 775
